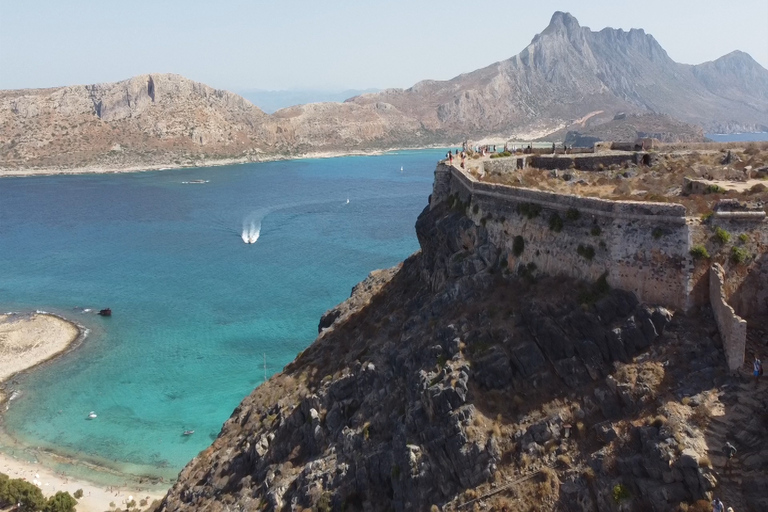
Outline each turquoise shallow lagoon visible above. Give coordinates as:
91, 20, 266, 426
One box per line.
0, 150, 443, 482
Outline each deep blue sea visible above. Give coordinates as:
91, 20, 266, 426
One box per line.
0, 150, 442, 483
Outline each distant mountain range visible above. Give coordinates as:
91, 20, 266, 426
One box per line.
237, 89, 380, 114
2, 11, 767, 173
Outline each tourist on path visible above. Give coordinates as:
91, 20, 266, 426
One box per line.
723, 441, 736, 472
754, 356, 762, 385
712, 497, 724, 512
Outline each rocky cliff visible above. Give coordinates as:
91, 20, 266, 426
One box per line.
156, 186, 768, 511
2, 12, 768, 174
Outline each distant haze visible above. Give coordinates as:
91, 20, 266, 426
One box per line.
0, 0, 766, 92
237, 89, 380, 114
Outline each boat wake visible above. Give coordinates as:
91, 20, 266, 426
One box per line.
241, 213, 263, 244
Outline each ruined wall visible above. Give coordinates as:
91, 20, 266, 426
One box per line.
432, 164, 693, 310
709, 263, 747, 371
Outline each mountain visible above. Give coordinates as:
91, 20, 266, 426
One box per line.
554, 113, 707, 147
237, 89, 380, 114
348, 11, 768, 137
2, 12, 767, 173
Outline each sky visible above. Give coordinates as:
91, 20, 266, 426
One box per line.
1, 0, 767, 92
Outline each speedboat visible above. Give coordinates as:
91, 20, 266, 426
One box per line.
87, 411, 97, 419
183, 430, 194, 436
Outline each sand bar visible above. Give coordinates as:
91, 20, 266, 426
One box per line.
0, 313, 80, 386
0, 312, 169, 509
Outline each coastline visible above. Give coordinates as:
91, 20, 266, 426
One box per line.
0, 144, 451, 179
0, 312, 168, 510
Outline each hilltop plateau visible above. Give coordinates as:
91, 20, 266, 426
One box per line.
2, 12, 767, 175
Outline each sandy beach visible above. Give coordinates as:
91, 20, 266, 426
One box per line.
0, 313, 168, 510
0, 313, 80, 386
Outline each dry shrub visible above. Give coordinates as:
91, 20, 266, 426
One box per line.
463, 488, 479, 500
689, 404, 713, 428
520, 453, 532, 469
556, 454, 571, 467
545, 439, 559, 453
698, 455, 712, 469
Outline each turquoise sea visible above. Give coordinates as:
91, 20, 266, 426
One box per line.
0, 150, 443, 483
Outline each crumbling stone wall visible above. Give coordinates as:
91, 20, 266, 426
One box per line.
709, 263, 747, 371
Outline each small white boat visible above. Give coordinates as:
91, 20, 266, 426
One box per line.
346, 197, 350, 204
87, 411, 97, 419
400, 166, 403, 172
183, 430, 195, 436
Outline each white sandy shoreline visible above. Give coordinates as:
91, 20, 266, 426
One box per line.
0, 312, 169, 510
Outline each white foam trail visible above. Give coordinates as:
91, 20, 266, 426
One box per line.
241, 213, 264, 244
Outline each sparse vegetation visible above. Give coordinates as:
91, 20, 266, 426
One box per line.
590, 226, 601, 236
690, 245, 710, 259
738, 233, 750, 243
731, 246, 748, 264
714, 227, 731, 244
652, 227, 664, 239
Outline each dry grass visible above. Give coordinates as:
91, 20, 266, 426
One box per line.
483, 145, 768, 215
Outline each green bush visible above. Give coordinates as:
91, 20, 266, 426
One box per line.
44, 492, 77, 512
590, 226, 602, 236
731, 246, 748, 264
549, 213, 563, 232
738, 233, 750, 243
701, 211, 714, 222
714, 227, 731, 244
690, 245, 710, 259
577, 244, 595, 260
73, 489, 83, 500
565, 208, 581, 221
512, 236, 525, 256
652, 227, 664, 239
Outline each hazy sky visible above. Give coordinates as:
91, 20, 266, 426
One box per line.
1, 0, 767, 91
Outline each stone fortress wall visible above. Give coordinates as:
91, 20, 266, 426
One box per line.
432, 160, 768, 369
433, 163, 693, 310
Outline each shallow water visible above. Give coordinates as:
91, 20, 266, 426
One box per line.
0, 150, 443, 481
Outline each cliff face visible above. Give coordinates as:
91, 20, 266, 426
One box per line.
156, 180, 768, 511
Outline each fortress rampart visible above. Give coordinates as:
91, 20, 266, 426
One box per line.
432, 162, 768, 323
433, 163, 693, 310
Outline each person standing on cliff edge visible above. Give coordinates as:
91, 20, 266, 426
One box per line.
754, 355, 763, 386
